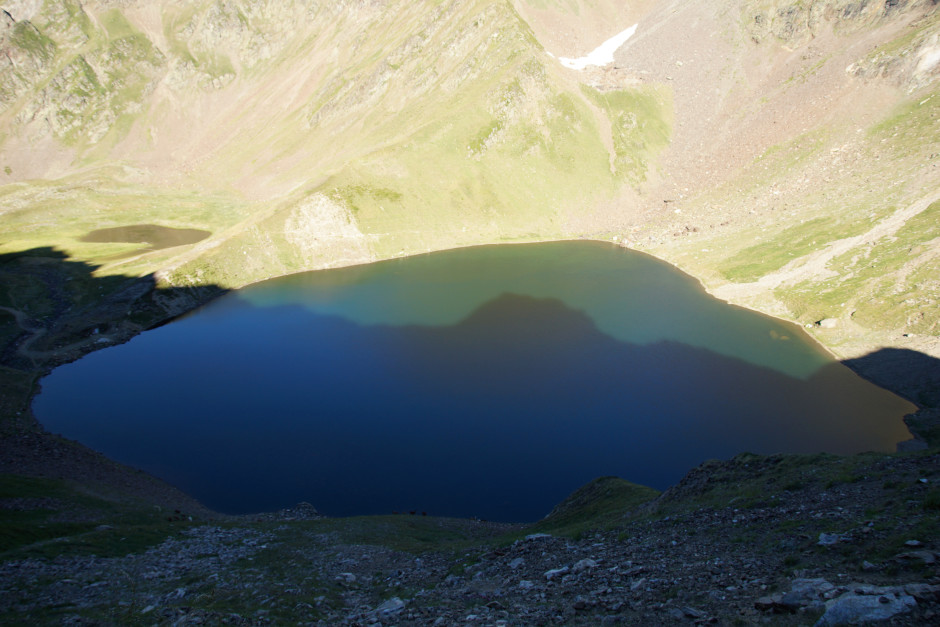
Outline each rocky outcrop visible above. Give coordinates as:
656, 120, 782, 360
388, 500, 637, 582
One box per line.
847, 15, 940, 91
2, 451, 938, 624
0, 15, 56, 113
745, 0, 938, 46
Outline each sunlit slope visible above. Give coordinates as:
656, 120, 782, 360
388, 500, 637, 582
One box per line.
0, 0, 670, 288
609, 0, 940, 356
3, 0, 935, 361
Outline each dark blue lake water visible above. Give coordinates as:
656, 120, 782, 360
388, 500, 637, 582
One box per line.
33, 242, 914, 521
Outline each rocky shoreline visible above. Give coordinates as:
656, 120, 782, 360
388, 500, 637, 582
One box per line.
1, 452, 938, 625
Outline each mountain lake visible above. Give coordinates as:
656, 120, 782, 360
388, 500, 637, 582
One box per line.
33, 241, 916, 521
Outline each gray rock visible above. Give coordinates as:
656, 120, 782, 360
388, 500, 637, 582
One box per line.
895, 550, 937, 565
373, 597, 405, 618
545, 566, 570, 581
779, 578, 835, 612
815, 592, 916, 625
571, 558, 598, 574
508, 557, 525, 570
681, 606, 707, 619
755, 594, 786, 612
666, 607, 686, 620
903, 583, 940, 602
818, 532, 842, 546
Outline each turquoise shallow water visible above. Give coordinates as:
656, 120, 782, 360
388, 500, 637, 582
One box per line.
33, 241, 914, 521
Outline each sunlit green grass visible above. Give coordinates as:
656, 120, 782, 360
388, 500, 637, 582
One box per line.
777, 200, 940, 332
0, 180, 252, 279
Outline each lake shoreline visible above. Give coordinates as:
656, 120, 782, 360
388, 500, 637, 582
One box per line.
2, 236, 934, 522
29, 240, 922, 519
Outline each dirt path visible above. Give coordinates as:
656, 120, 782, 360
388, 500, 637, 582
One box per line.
0, 303, 123, 365
0, 305, 46, 366
713, 188, 940, 301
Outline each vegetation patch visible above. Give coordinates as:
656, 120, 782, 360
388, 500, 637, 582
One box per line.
528, 476, 659, 537
9, 22, 57, 61
0, 474, 191, 558
777, 200, 940, 331
719, 217, 834, 281
581, 85, 673, 183
100, 8, 136, 40
868, 86, 940, 158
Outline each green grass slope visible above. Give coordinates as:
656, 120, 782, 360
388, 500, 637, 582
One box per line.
0, 0, 670, 291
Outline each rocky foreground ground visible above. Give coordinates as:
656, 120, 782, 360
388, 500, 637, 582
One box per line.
2, 450, 937, 626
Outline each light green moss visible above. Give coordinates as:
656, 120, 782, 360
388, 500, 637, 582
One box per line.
101, 8, 135, 40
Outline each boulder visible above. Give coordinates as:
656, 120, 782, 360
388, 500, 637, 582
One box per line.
815, 591, 915, 625
571, 558, 598, 574
756, 578, 834, 613
373, 597, 406, 619
818, 532, 842, 546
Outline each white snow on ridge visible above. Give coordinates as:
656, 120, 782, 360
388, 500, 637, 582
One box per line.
558, 24, 638, 71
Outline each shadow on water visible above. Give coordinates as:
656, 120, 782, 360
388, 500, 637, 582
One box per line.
0, 246, 225, 425
32, 290, 918, 522
843, 348, 940, 409
5, 243, 937, 523
843, 348, 940, 448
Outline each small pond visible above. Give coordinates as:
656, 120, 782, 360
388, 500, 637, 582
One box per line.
81, 224, 211, 250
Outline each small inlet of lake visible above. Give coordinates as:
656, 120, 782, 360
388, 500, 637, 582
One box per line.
32, 241, 915, 522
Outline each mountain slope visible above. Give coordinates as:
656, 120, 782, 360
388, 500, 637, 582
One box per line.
0, 0, 669, 291
596, 0, 940, 360
0, 0, 938, 368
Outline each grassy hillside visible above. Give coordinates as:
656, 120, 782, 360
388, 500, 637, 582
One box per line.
613, 0, 940, 360
1, 0, 935, 364
0, 0, 668, 292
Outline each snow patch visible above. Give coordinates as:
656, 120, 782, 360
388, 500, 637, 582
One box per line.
558, 24, 638, 71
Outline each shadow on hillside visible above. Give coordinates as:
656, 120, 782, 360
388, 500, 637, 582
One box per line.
843, 348, 940, 408
843, 348, 940, 448
0, 246, 225, 422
